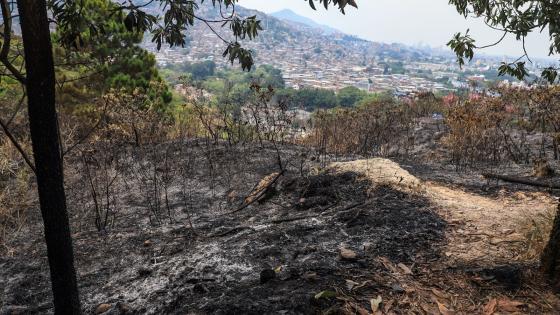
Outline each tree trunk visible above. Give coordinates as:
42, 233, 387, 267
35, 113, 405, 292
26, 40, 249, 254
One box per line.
17, 0, 81, 313
542, 203, 560, 286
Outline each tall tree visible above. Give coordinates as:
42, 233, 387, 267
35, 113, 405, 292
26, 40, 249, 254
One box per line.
53, 0, 170, 110
337, 86, 367, 107
16, 0, 81, 313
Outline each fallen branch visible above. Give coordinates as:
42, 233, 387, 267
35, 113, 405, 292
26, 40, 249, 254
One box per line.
483, 173, 560, 189
226, 169, 285, 215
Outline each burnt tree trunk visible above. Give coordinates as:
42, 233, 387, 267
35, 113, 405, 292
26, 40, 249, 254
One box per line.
17, 0, 81, 313
542, 203, 560, 286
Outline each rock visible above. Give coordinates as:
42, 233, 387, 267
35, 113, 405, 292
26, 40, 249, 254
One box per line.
260, 269, 276, 284
95, 304, 112, 314
339, 247, 358, 261
143, 240, 152, 247
303, 272, 318, 282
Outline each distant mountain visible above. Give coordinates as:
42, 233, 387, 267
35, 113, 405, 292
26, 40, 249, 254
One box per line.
270, 9, 340, 35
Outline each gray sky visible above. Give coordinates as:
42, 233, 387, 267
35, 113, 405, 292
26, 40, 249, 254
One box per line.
240, 0, 554, 59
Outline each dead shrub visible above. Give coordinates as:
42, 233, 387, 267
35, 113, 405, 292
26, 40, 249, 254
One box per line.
443, 95, 531, 169
305, 97, 415, 158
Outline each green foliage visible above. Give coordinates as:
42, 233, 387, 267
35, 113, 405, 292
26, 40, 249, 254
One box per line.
447, 30, 475, 68
290, 88, 337, 110
498, 61, 529, 80
202, 78, 227, 94
307, 0, 358, 13
380, 61, 406, 75
52, 0, 170, 107
336, 86, 367, 107
167, 61, 217, 82
542, 67, 559, 83
168, 62, 284, 90
104, 50, 160, 91
50, 0, 259, 70
250, 65, 285, 88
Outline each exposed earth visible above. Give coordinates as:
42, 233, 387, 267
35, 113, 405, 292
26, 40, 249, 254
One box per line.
1, 143, 560, 314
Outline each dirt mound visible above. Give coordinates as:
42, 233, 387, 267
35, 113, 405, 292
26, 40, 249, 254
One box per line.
329, 158, 558, 264
329, 158, 422, 192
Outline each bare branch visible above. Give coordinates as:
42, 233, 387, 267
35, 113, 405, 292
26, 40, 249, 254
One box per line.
477, 30, 508, 49
0, 0, 26, 84
6, 87, 26, 126
0, 115, 36, 173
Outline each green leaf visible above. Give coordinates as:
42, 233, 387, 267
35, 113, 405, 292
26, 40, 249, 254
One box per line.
541, 67, 558, 83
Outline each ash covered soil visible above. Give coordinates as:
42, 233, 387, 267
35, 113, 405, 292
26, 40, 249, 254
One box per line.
1, 142, 560, 314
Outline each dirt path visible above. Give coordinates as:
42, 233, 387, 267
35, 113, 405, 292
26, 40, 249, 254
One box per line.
331, 158, 557, 263
426, 181, 556, 264
330, 158, 560, 314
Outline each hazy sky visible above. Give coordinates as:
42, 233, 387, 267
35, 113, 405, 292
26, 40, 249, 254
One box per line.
239, 0, 554, 59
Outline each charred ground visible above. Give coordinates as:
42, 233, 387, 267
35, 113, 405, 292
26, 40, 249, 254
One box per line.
1, 141, 559, 314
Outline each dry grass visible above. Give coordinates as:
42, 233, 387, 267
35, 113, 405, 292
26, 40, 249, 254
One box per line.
305, 100, 416, 157
0, 140, 33, 255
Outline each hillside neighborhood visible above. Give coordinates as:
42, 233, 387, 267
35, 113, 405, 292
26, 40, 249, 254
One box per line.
142, 6, 545, 97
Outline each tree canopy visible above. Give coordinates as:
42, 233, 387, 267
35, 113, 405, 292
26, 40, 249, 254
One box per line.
336, 86, 368, 107
52, 0, 171, 107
